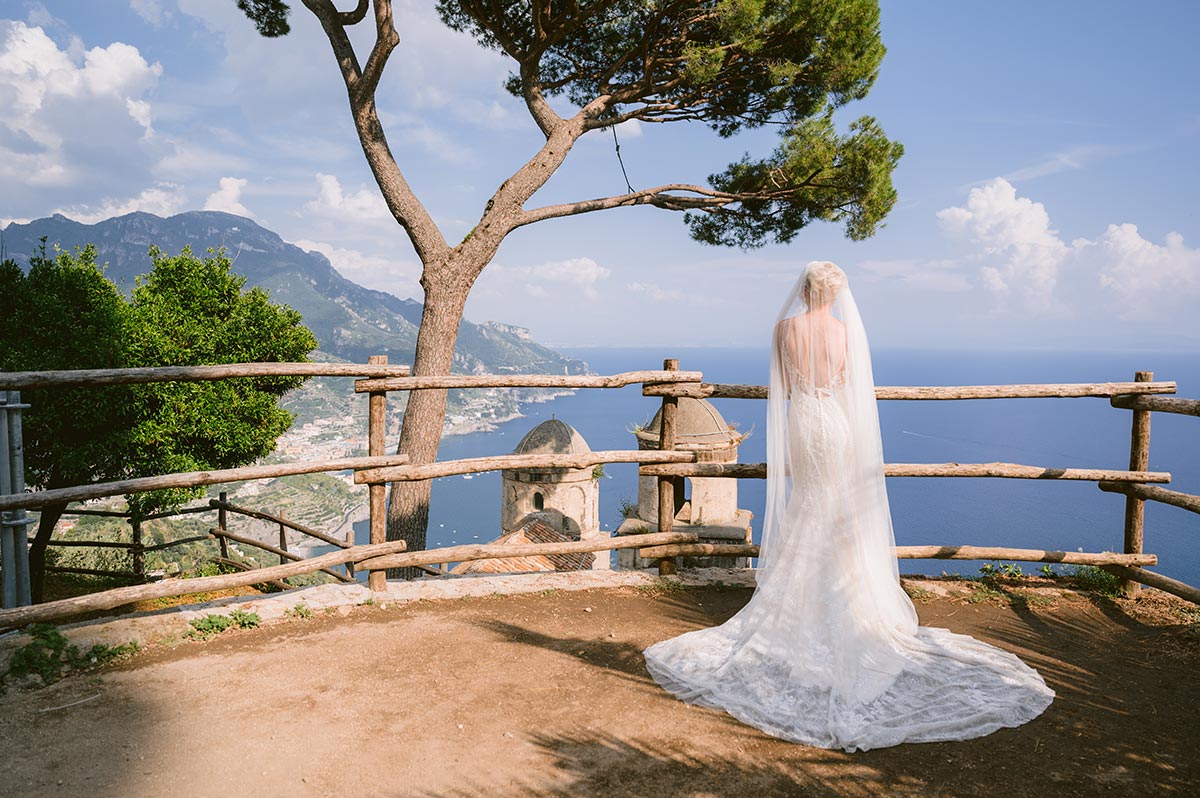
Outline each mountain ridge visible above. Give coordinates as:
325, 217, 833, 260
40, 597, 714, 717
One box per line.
1, 210, 589, 378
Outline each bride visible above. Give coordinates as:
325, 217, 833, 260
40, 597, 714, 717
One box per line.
643, 261, 1053, 751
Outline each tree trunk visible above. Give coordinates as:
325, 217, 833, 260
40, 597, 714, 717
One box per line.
386, 276, 469, 579
28, 500, 66, 603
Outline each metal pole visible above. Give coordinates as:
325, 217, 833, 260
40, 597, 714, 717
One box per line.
8, 392, 31, 605
0, 393, 15, 608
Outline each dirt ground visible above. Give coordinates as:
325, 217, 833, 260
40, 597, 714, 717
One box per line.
0, 581, 1197, 798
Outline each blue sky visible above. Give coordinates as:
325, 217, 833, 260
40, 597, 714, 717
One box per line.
1, 1, 1197, 350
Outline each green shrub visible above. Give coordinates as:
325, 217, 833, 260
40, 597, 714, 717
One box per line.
185, 609, 261, 641
1067, 565, 1121, 598
3, 624, 138, 688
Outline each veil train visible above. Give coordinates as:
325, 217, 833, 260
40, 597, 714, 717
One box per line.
643, 261, 1053, 752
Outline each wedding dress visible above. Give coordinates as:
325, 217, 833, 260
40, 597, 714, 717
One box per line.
643, 261, 1053, 752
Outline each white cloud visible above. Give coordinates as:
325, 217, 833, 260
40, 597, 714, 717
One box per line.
294, 239, 421, 299
937, 178, 1073, 311
488, 258, 612, 298
0, 21, 165, 211
175, 0, 516, 133
1090, 224, 1200, 315
303, 173, 393, 225
53, 183, 186, 224
204, 176, 254, 217
935, 178, 1199, 322
130, 0, 170, 27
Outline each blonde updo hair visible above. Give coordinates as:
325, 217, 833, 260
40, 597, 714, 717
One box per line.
803, 261, 846, 308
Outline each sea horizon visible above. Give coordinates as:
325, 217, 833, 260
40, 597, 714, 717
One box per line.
347, 346, 1200, 586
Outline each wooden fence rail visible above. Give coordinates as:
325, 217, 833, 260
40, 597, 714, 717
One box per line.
357, 531, 700, 572
0, 540, 410, 631
0, 362, 413, 390
355, 369, 704, 394
207, 499, 350, 549
354, 450, 695, 485
43, 539, 137, 550
208, 528, 352, 583
640, 462, 1171, 483
44, 566, 139, 581
1102, 565, 1200, 605
1111, 394, 1200, 417
0, 454, 410, 512
643, 381, 1178, 401
637, 543, 1158, 566
7, 361, 1199, 618
1098, 482, 1200, 516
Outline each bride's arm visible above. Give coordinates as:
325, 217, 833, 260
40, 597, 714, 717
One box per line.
775, 317, 800, 381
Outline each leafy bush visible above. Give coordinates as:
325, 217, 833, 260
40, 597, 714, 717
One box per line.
3, 624, 138, 688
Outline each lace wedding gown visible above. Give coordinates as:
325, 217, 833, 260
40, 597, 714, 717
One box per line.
644, 262, 1053, 752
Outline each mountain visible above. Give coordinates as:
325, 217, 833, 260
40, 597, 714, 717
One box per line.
1, 211, 588, 377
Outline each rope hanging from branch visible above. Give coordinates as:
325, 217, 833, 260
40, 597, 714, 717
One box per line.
612, 124, 634, 194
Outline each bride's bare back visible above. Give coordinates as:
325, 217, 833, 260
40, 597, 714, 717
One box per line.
777, 313, 848, 392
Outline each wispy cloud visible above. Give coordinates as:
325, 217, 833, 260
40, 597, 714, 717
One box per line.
856, 259, 971, 293
491, 258, 612, 298
624, 280, 725, 307
295, 239, 421, 300
1000, 145, 1115, 182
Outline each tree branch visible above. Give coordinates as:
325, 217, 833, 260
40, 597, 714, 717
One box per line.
302, 0, 448, 265
357, 0, 399, 104
519, 62, 564, 138
337, 0, 369, 26
516, 184, 739, 228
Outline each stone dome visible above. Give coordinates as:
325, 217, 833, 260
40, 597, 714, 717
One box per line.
639, 398, 740, 444
513, 418, 591, 456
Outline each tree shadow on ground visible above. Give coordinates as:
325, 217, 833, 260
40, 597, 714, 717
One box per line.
417, 728, 932, 798
461, 585, 1199, 798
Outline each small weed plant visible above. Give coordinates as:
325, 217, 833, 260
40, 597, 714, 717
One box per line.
286, 603, 313, 619
185, 609, 261, 641
3, 624, 138, 688
979, 562, 1025, 580
635, 578, 688, 597
1067, 565, 1122, 599
903, 583, 936, 603
966, 581, 1011, 605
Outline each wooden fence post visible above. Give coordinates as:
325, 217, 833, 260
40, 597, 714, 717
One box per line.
278, 509, 289, 566
657, 359, 680, 576
1120, 370, 1153, 597
130, 516, 144, 582
367, 355, 388, 592
217, 491, 229, 559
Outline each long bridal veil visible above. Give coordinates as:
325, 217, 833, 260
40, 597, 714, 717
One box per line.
644, 261, 1053, 752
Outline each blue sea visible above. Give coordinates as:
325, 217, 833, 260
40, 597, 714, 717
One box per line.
359, 348, 1200, 585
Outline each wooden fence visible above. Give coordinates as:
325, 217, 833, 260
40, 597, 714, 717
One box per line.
0, 357, 1196, 630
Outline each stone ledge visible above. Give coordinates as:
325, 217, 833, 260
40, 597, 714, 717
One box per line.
0, 568, 757, 665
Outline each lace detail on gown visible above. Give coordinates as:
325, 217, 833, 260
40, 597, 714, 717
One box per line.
643, 348, 1053, 752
